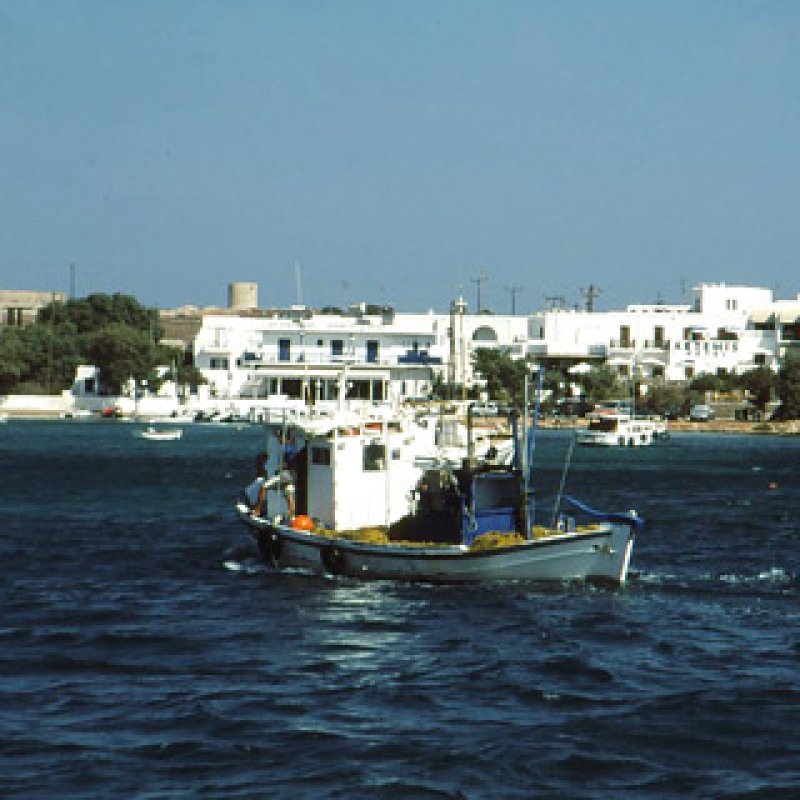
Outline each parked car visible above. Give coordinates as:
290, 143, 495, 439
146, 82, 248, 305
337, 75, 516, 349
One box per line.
689, 404, 715, 422
471, 401, 499, 417
553, 400, 594, 418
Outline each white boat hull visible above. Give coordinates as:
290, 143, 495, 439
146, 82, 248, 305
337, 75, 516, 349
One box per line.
235, 502, 637, 585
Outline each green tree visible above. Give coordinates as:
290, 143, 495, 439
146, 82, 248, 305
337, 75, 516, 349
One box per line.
84, 324, 163, 394
775, 351, 800, 420
643, 382, 689, 416
0, 329, 26, 394
689, 374, 722, 393
39, 292, 161, 337
735, 366, 775, 412
472, 348, 527, 405
575, 366, 619, 405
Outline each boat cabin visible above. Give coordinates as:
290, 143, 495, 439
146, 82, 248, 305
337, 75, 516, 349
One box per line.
388, 462, 523, 545
261, 413, 436, 531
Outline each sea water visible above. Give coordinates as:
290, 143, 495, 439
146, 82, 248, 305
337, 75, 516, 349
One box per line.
1, 421, 798, 798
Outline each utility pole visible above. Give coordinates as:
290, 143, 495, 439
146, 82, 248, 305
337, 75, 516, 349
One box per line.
294, 261, 303, 306
505, 285, 523, 315
471, 267, 487, 313
581, 284, 601, 312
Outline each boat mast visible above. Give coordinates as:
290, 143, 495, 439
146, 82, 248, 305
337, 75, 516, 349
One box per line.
522, 364, 543, 538
521, 372, 529, 537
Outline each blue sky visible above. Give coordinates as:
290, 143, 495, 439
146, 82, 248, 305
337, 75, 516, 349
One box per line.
2, 1, 798, 313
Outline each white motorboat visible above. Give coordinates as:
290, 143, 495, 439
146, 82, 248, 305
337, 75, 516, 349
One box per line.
235, 405, 641, 585
576, 412, 667, 447
136, 426, 183, 441
60, 409, 93, 419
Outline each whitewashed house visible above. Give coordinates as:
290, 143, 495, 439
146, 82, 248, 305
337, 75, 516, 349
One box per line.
190, 296, 529, 411
527, 283, 781, 383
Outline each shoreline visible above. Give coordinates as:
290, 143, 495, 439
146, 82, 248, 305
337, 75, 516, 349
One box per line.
3, 407, 800, 436
536, 417, 800, 436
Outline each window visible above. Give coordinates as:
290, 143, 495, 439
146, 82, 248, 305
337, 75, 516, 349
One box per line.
6, 308, 24, 326
209, 357, 229, 370
619, 326, 631, 348
363, 442, 386, 471
366, 340, 379, 363
282, 379, 302, 398
331, 339, 344, 358
311, 447, 331, 466
278, 339, 290, 362
754, 354, 767, 366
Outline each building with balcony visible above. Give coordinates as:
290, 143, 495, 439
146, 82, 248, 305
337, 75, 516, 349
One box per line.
189, 294, 529, 408
527, 283, 781, 382
183, 281, 793, 413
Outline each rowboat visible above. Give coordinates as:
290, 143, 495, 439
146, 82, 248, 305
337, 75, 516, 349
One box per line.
136, 426, 183, 441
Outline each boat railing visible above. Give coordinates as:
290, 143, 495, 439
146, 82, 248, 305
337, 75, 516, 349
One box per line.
562, 495, 644, 530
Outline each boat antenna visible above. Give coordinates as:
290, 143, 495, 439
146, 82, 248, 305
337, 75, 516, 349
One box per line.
552, 434, 577, 529
521, 371, 530, 538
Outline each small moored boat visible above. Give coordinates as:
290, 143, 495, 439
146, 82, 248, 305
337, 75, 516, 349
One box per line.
576, 411, 667, 447
136, 426, 183, 441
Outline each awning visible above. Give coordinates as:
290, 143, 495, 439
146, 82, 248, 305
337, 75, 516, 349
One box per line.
749, 310, 774, 325
568, 362, 593, 375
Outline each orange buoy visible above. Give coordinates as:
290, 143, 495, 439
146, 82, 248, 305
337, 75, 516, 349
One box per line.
291, 514, 314, 531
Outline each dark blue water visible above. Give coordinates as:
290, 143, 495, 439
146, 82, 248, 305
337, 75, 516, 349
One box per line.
1, 421, 798, 798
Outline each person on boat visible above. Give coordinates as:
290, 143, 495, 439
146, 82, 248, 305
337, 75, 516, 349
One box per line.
246, 451, 270, 516
276, 430, 298, 519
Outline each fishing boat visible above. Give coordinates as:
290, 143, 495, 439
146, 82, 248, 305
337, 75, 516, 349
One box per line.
136, 426, 183, 441
235, 401, 641, 585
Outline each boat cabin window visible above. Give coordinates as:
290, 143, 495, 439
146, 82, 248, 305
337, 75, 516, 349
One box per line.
363, 442, 386, 471
588, 418, 619, 432
473, 476, 520, 509
311, 446, 331, 466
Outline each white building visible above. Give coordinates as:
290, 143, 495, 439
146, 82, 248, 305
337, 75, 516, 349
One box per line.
190, 297, 529, 410
184, 282, 797, 413
527, 283, 782, 382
